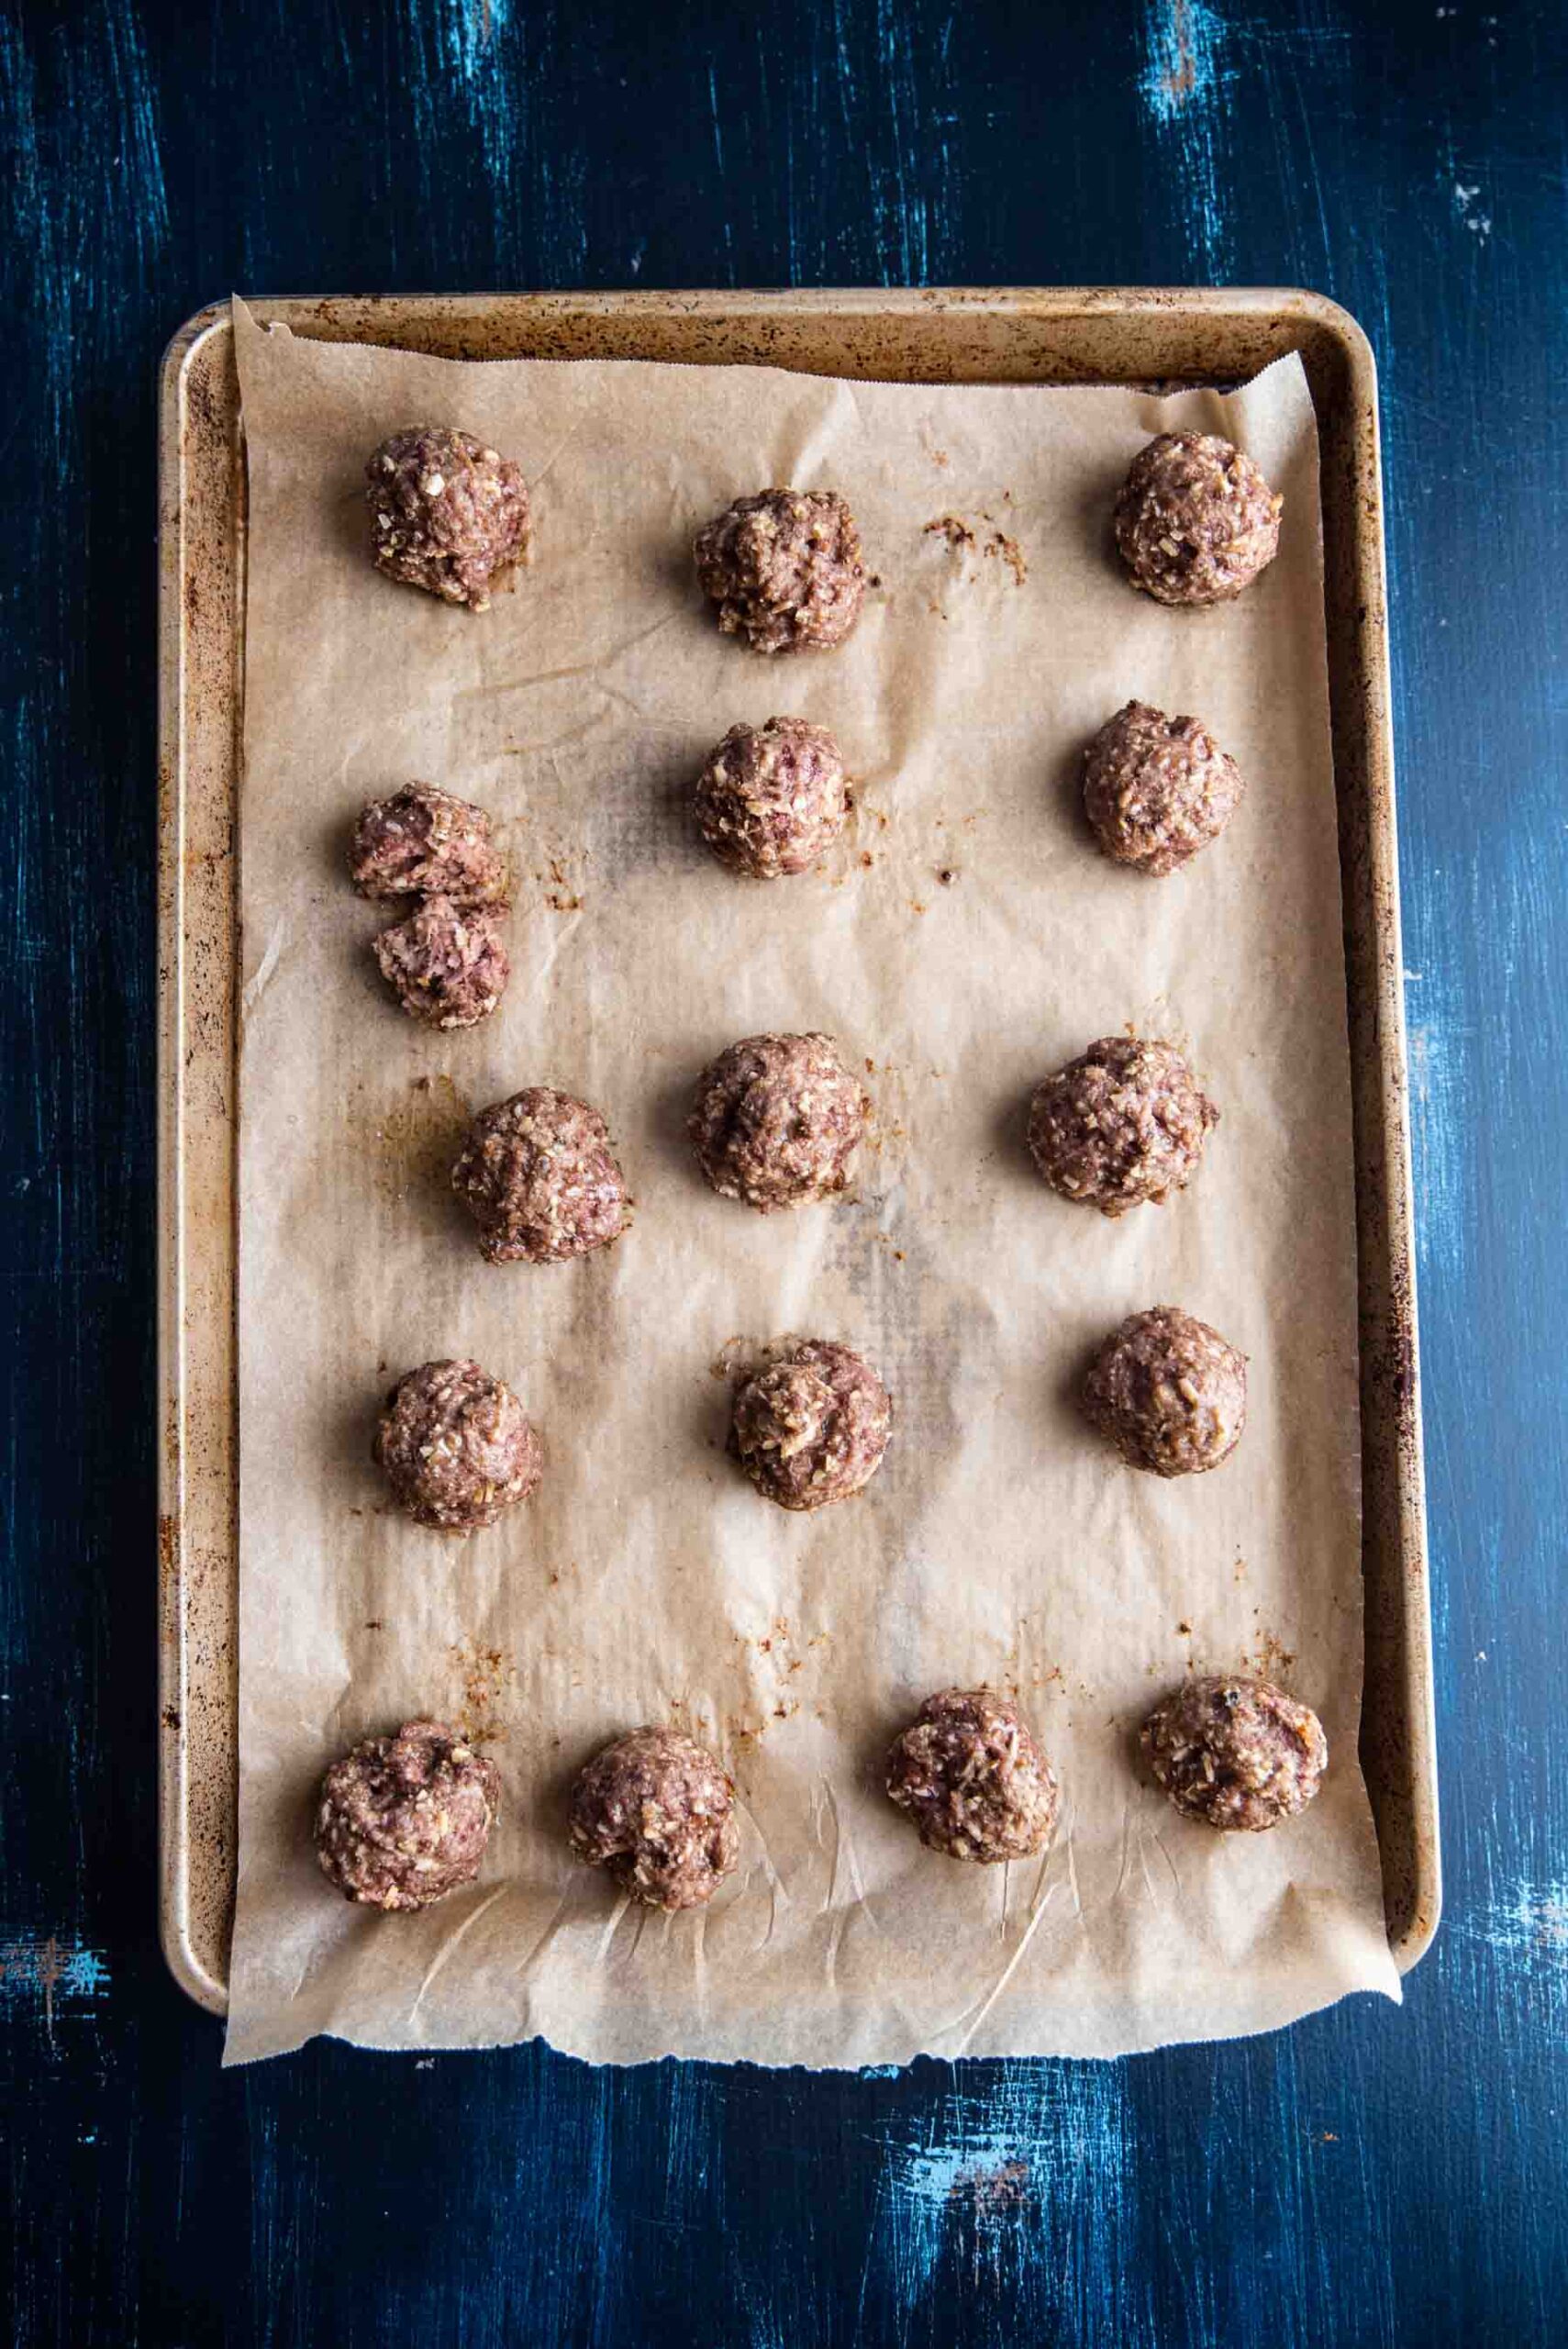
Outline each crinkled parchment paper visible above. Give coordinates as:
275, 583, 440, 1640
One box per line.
224, 296, 1399, 2065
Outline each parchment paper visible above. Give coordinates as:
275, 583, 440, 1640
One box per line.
225, 295, 1400, 2065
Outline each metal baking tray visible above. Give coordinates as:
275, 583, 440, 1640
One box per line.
157, 288, 1439, 2015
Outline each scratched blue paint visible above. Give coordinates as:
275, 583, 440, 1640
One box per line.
1462, 1879, 1568, 1976
864, 2064, 1131, 2334
1138, 0, 1228, 125
1138, 3, 1357, 290
403, 0, 531, 279
1406, 972, 1471, 1285
95, 1, 170, 260
1138, 0, 1234, 280
435, 0, 511, 86
0, 1937, 110, 2007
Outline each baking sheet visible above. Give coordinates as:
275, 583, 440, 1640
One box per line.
225, 295, 1400, 2064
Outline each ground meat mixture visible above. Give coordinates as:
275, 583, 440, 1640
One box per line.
568, 1727, 740, 1910
693, 489, 866, 654
349, 783, 508, 907
1082, 1306, 1248, 1477
885, 1689, 1060, 1865
694, 716, 850, 878
1114, 430, 1282, 607
315, 1720, 500, 1911
366, 427, 531, 611
1141, 1675, 1328, 1831
730, 1339, 893, 1511
1082, 700, 1247, 876
373, 1359, 542, 1531
373, 896, 509, 1030
689, 1031, 868, 1211
1028, 1035, 1218, 1217
451, 1087, 632, 1264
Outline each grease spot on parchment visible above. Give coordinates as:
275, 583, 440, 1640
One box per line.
1246, 1627, 1298, 1682
728, 1616, 818, 1738
538, 852, 585, 912
345, 1072, 472, 1210
450, 1638, 517, 1746
921, 512, 1028, 585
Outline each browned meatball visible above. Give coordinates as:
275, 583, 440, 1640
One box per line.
451, 1087, 632, 1265
568, 1728, 740, 1910
1114, 430, 1282, 607
349, 783, 508, 907
1082, 1307, 1248, 1477
694, 716, 850, 878
1028, 1036, 1218, 1218
315, 1720, 500, 1910
373, 896, 509, 1030
373, 1359, 542, 1531
1141, 1675, 1328, 1831
885, 1689, 1060, 1864
1083, 700, 1246, 876
690, 1032, 868, 1211
730, 1340, 892, 1511
694, 489, 866, 654
366, 427, 530, 610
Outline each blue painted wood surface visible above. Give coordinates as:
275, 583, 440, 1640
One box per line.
3, 0, 1563, 2338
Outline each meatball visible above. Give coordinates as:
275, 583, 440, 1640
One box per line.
315, 1720, 500, 1911
694, 489, 866, 654
885, 1689, 1060, 1864
689, 1031, 868, 1212
1028, 1035, 1218, 1218
1141, 1675, 1328, 1831
451, 1087, 632, 1265
349, 783, 508, 907
694, 716, 850, 879
373, 896, 509, 1030
373, 1359, 542, 1531
1114, 430, 1282, 607
366, 426, 530, 611
1082, 700, 1246, 876
568, 1727, 740, 1910
730, 1340, 892, 1511
1082, 1306, 1247, 1476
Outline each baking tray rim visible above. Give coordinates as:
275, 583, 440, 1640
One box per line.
157, 284, 1439, 2022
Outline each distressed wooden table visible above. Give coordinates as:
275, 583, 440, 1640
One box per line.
4, 2, 1562, 2340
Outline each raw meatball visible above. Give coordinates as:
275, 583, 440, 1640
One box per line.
315, 1720, 500, 1911
373, 896, 509, 1030
885, 1689, 1060, 1864
730, 1340, 892, 1511
1028, 1035, 1218, 1218
689, 1032, 868, 1211
373, 1359, 542, 1531
1082, 1307, 1248, 1478
695, 716, 849, 878
366, 427, 531, 611
349, 783, 508, 907
1141, 1675, 1328, 1831
1083, 700, 1246, 876
568, 1727, 740, 1910
1114, 430, 1282, 607
451, 1087, 632, 1264
694, 489, 866, 654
